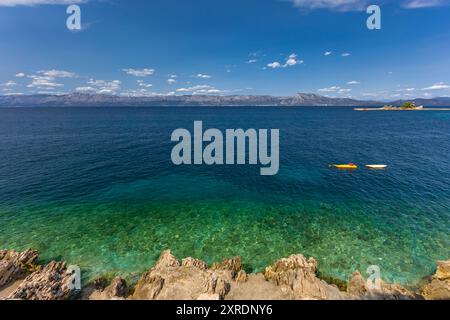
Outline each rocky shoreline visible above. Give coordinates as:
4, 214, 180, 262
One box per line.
1, 248, 449, 300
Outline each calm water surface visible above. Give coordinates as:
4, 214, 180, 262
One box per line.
0, 107, 449, 287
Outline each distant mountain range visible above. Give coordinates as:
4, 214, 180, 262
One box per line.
1, 93, 450, 107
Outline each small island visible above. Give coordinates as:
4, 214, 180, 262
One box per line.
355, 101, 450, 111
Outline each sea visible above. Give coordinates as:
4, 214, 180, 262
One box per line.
0, 106, 449, 287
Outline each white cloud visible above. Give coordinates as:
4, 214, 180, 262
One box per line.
361, 92, 378, 97
224, 64, 236, 73
36, 90, 66, 95
22, 70, 76, 90
318, 86, 351, 94
27, 75, 63, 89
2, 92, 23, 96
85, 79, 121, 94
247, 59, 257, 64
422, 82, 450, 90
318, 86, 341, 92
341, 53, 351, 57
284, 53, 303, 66
123, 68, 155, 77
176, 85, 226, 95
402, 0, 447, 9
347, 81, 360, 85
358, 88, 445, 100
201, 89, 222, 94
324, 51, 332, 56
288, 0, 447, 11
290, 0, 371, 11
176, 85, 212, 92
1, 81, 17, 87
267, 53, 303, 69
167, 78, 177, 85
0, 0, 86, 6
75, 86, 96, 93
38, 69, 77, 78
137, 80, 153, 88
267, 61, 283, 69
121, 90, 175, 97
23, 70, 76, 90
121, 89, 151, 97
196, 73, 212, 79
96, 89, 115, 95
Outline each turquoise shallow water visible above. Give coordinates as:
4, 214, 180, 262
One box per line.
0, 107, 449, 287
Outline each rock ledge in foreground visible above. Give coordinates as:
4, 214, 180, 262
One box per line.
2, 248, 448, 301
0, 249, 38, 288
8, 261, 73, 300
422, 260, 450, 300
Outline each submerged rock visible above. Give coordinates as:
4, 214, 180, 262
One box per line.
0, 249, 38, 288
422, 260, 450, 300
8, 261, 73, 300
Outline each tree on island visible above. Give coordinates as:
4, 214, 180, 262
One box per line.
401, 101, 417, 109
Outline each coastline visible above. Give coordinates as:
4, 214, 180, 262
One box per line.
2, 92, 450, 108
355, 107, 450, 111
1, 248, 448, 300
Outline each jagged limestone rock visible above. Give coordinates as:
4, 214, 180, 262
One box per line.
197, 293, 220, 300
263, 254, 349, 300
182, 257, 208, 270
2, 248, 446, 301
89, 277, 128, 300
132, 250, 234, 300
347, 270, 420, 300
235, 270, 248, 283
0, 249, 39, 288
8, 261, 73, 300
211, 257, 242, 275
225, 274, 293, 300
422, 260, 450, 300
347, 271, 368, 297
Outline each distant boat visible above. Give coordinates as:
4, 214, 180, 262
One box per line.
332, 163, 358, 170
366, 165, 387, 169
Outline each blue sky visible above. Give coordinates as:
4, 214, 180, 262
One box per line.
0, 0, 450, 100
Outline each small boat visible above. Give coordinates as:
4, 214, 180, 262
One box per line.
332, 163, 358, 170
366, 165, 387, 169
